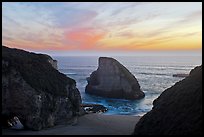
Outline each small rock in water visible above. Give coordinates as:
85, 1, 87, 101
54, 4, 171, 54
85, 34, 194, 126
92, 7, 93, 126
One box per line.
81, 104, 108, 113
173, 73, 189, 78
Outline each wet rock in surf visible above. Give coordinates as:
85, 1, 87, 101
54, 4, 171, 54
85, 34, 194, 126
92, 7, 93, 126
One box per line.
172, 73, 189, 78
81, 104, 108, 113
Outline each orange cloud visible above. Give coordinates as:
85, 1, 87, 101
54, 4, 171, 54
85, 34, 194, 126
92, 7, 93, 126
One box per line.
65, 28, 106, 50
2, 38, 77, 51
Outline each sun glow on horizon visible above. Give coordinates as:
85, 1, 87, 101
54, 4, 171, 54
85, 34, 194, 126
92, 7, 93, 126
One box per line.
2, 2, 202, 53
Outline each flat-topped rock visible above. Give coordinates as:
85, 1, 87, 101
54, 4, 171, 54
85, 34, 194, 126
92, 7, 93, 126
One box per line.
85, 57, 145, 100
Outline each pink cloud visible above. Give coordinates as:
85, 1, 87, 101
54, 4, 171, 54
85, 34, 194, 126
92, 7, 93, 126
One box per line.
64, 27, 106, 50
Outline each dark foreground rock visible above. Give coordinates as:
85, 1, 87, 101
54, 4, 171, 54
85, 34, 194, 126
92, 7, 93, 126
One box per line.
133, 65, 202, 135
2, 46, 84, 130
85, 57, 144, 100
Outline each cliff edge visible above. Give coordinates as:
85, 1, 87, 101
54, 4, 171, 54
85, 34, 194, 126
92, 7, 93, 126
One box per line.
133, 65, 202, 135
2, 46, 83, 130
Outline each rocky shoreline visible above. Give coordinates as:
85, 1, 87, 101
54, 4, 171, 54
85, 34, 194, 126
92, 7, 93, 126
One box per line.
2, 46, 202, 135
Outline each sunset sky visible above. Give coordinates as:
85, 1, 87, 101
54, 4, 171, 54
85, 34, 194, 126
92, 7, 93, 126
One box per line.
2, 2, 202, 56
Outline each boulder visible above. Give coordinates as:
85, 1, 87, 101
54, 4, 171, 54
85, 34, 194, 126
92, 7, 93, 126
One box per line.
85, 57, 144, 100
133, 65, 202, 135
2, 46, 84, 130
81, 104, 108, 113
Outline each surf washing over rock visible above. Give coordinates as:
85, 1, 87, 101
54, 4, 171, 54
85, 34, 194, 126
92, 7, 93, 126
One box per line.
85, 57, 145, 100
2, 46, 84, 131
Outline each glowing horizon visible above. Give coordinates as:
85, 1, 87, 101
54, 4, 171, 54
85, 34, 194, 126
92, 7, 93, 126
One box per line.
2, 2, 202, 53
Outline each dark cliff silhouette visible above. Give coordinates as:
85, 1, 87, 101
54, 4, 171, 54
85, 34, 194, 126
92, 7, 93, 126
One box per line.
2, 46, 83, 130
134, 65, 202, 135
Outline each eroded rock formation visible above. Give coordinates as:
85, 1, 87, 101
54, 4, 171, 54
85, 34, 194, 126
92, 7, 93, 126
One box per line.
85, 57, 144, 100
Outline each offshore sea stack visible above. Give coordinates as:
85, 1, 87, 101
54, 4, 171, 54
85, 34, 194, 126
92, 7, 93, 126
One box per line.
133, 65, 202, 135
2, 46, 83, 130
85, 57, 145, 100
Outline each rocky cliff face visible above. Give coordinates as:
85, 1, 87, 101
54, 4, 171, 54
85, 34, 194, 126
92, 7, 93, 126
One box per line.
2, 46, 83, 130
85, 57, 144, 100
47, 57, 58, 70
133, 65, 202, 135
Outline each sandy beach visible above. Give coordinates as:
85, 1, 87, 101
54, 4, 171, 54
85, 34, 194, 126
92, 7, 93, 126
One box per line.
2, 113, 141, 135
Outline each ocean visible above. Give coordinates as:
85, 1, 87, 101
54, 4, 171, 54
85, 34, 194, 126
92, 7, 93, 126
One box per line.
52, 55, 202, 116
